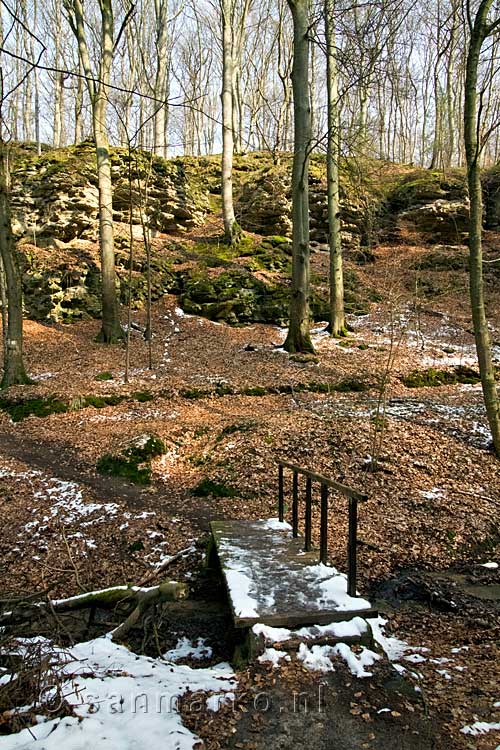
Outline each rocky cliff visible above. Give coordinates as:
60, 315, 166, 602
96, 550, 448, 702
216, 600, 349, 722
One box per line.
10, 142, 210, 244
10, 144, 500, 327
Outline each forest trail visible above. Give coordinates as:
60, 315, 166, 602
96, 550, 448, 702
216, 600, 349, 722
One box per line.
0, 428, 214, 525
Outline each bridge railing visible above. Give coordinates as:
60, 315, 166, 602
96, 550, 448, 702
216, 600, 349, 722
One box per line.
278, 460, 368, 597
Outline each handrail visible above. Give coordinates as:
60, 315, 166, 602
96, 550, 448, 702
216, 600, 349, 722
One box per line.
278, 461, 367, 597
279, 460, 368, 502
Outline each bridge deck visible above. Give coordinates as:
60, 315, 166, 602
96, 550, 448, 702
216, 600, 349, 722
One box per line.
210, 518, 377, 628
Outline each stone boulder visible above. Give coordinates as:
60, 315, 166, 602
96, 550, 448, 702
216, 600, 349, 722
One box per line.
398, 199, 469, 243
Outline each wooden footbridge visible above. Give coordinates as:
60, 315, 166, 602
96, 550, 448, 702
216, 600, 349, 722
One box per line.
209, 461, 377, 631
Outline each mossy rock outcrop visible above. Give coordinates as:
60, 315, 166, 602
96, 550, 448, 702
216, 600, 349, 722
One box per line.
179, 264, 369, 325
179, 268, 291, 325
10, 143, 210, 244
483, 164, 500, 228
18, 241, 178, 323
234, 158, 371, 251
386, 168, 469, 243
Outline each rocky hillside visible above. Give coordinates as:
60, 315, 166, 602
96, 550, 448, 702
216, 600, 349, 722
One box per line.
10, 142, 210, 243
8, 143, 500, 326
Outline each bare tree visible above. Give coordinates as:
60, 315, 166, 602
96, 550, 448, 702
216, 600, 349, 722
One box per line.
219, 0, 240, 243
324, 0, 345, 337
284, 0, 314, 353
63, 0, 127, 343
463, 0, 500, 455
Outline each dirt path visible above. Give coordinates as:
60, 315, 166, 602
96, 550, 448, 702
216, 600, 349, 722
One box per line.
0, 428, 214, 527
227, 670, 438, 750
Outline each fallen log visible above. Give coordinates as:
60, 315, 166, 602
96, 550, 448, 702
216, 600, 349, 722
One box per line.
111, 582, 187, 640
0, 581, 188, 628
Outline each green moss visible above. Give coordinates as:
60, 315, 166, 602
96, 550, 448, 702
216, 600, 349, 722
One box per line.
219, 421, 257, 438
97, 435, 166, 485
84, 394, 124, 408
95, 372, 114, 381
193, 478, 237, 498
242, 386, 267, 396
97, 453, 152, 485
401, 365, 481, 388
132, 390, 154, 402
181, 387, 211, 399
387, 168, 467, 211
0, 396, 68, 422
333, 378, 369, 393
123, 435, 166, 462
214, 383, 235, 396
0, 390, 151, 422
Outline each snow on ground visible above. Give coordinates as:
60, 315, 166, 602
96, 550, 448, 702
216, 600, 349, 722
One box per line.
0, 468, 120, 542
2, 635, 236, 750
297, 642, 380, 677
163, 637, 213, 662
258, 648, 291, 667
460, 721, 500, 736
253, 616, 425, 679
253, 616, 370, 645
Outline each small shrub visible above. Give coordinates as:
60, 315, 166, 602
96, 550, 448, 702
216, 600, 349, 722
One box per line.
96, 453, 152, 484
193, 478, 237, 498
97, 435, 165, 485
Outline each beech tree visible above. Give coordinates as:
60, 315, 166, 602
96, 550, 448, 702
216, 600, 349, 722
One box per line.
220, 0, 240, 242
0, 140, 30, 388
219, 0, 253, 243
324, 0, 345, 337
284, 0, 314, 353
63, 0, 126, 343
463, 0, 500, 455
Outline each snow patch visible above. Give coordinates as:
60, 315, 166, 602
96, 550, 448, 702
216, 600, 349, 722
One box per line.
461, 722, 500, 736
1, 636, 236, 750
164, 638, 213, 663
258, 648, 291, 667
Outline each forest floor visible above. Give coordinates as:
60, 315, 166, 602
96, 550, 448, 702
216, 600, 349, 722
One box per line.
1, 233, 500, 749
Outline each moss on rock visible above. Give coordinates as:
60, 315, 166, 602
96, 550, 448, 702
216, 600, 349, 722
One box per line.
97, 434, 166, 485
401, 365, 481, 388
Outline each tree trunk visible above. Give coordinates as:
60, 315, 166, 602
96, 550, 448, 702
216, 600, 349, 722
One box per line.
220, 0, 240, 243
74, 63, 84, 144
53, 74, 64, 148
284, 0, 314, 353
65, 0, 123, 342
153, 0, 170, 159
464, 0, 500, 455
0, 142, 30, 388
93, 93, 122, 343
325, 0, 345, 337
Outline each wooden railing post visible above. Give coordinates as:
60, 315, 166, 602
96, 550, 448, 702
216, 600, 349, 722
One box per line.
320, 483, 328, 564
278, 464, 284, 523
304, 477, 312, 552
277, 461, 365, 595
347, 498, 358, 597
292, 471, 299, 538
